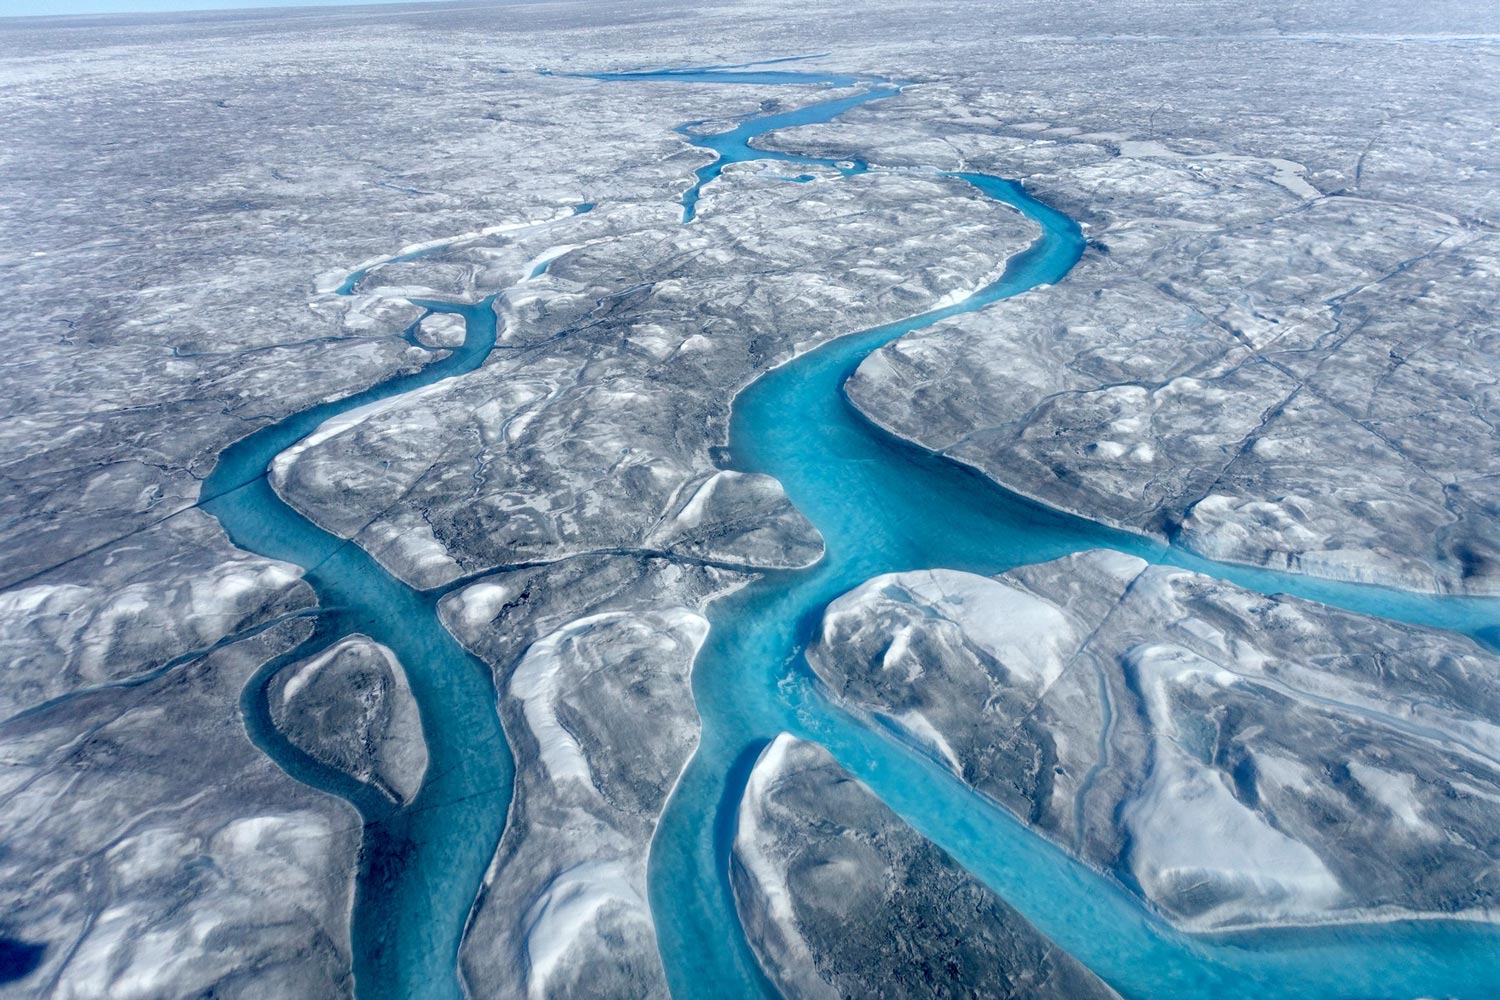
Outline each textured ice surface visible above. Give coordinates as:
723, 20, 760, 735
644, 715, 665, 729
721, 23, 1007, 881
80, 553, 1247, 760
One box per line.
439, 555, 745, 999
267, 634, 428, 805
810, 551, 1500, 930
834, 93, 1500, 594
268, 168, 1029, 587
0, 618, 358, 998
0, 509, 312, 718
4, 0, 1500, 994
731, 734, 1120, 998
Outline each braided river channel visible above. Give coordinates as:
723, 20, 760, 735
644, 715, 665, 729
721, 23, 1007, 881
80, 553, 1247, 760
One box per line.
201, 61, 1500, 1000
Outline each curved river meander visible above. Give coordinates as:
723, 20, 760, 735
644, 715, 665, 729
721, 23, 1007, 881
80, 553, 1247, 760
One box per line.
199, 61, 1500, 999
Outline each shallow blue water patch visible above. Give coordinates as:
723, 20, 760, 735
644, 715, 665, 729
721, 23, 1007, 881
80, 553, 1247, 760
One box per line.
0, 939, 45, 985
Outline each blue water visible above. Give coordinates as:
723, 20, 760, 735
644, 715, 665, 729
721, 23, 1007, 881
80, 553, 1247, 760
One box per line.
200, 296, 517, 1000
591, 64, 1500, 999
191, 57, 1500, 1000
582, 64, 891, 222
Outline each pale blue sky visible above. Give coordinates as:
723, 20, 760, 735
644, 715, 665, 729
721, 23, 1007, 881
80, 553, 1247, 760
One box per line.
4, 0, 447, 17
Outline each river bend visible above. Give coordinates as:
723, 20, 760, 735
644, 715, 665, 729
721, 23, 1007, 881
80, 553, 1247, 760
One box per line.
200, 60, 1500, 1000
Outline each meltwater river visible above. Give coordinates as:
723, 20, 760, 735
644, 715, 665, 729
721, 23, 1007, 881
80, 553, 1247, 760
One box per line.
201, 60, 1500, 999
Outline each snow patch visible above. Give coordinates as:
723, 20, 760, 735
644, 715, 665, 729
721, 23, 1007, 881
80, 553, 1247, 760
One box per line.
833, 568, 1078, 689
522, 860, 646, 999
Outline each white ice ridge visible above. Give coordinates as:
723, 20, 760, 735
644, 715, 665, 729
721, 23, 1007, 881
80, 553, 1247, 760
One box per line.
268, 376, 457, 491
522, 859, 644, 1000
278, 633, 398, 702
509, 609, 710, 788
518, 240, 606, 281
731, 734, 835, 997
510, 613, 620, 789
823, 568, 1078, 689
808, 551, 1500, 931
671, 470, 732, 528
444, 581, 517, 633
926, 257, 1013, 311
314, 205, 584, 294
1122, 642, 1344, 926
1114, 139, 1322, 200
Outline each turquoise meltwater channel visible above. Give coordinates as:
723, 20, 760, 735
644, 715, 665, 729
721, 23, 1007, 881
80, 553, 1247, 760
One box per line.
588, 62, 1500, 1000
199, 296, 514, 1000
194, 56, 1500, 1000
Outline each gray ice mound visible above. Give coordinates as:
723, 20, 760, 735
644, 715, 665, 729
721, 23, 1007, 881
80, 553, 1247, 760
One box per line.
809, 551, 1500, 931
731, 733, 1120, 999
267, 633, 428, 806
